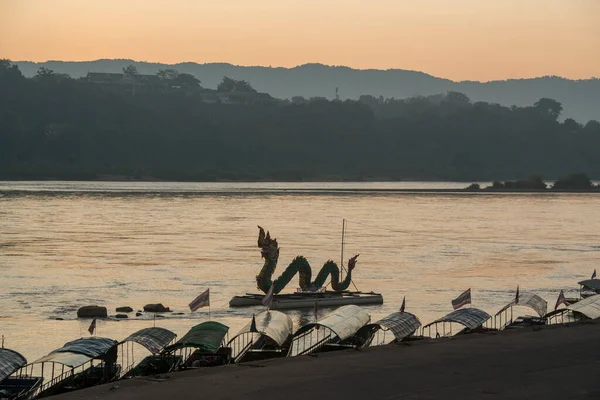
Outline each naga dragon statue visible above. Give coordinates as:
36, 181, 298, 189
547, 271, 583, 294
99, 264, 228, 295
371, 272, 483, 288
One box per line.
255, 226, 359, 294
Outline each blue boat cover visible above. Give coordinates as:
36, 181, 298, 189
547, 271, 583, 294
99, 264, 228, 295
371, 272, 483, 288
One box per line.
0, 348, 27, 382
51, 337, 117, 358
423, 308, 491, 330
120, 327, 177, 354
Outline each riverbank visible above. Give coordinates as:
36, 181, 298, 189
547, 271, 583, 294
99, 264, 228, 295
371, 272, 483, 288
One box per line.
53, 320, 600, 400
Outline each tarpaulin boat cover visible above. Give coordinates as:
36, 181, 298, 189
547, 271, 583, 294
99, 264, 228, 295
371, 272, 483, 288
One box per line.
31, 337, 118, 367
423, 308, 491, 330
32, 352, 93, 368
0, 348, 27, 382
51, 337, 117, 358
565, 293, 600, 319
293, 305, 370, 341
358, 312, 421, 342
230, 310, 293, 347
578, 279, 600, 291
163, 321, 229, 354
120, 327, 177, 354
495, 292, 548, 317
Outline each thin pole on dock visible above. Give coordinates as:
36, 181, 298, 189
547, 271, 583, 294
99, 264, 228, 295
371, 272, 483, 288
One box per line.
1, 335, 4, 348
340, 219, 346, 281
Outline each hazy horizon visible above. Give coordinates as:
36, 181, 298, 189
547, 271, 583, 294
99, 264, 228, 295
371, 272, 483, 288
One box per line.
2, 0, 599, 82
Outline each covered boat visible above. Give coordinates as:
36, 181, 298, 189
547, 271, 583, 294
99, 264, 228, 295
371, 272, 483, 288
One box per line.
577, 279, 600, 299
355, 311, 422, 348
422, 308, 493, 338
163, 322, 230, 368
228, 311, 293, 363
493, 292, 548, 330
26, 337, 119, 398
118, 327, 178, 379
0, 348, 42, 400
288, 305, 370, 356
545, 293, 600, 324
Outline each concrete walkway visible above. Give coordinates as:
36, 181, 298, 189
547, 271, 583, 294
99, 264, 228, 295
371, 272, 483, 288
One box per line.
53, 321, 600, 400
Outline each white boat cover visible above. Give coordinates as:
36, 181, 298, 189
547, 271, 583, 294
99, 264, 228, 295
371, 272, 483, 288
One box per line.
120, 327, 177, 354
0, 348, 27, 382
564, 293, 600, 319
32, 336, 118, 367
293, 305, 370, 341
423, 308, 491, 330
230, 310, 293, 347
495, 292, 548, 317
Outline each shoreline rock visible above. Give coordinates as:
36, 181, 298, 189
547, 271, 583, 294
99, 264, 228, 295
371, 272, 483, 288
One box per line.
143, 303, 171, 313
77, 305, 107, 318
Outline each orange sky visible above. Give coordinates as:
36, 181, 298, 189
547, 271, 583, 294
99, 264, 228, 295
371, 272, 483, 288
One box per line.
1, 0, 599, 81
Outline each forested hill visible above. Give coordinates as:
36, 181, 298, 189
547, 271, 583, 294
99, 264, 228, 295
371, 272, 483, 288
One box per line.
14, 59, 600, 123
1, 61, 600, 182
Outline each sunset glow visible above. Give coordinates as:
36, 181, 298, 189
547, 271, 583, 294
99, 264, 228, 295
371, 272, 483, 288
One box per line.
1, 0, 599, 81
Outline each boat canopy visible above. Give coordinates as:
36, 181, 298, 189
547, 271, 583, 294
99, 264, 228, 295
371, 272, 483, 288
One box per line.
32, 337, 118, 368
0, 348, 27, 382
120, 327, 177, 354
229, 311, 293, 347
546, 293, 600, 320
163, 321, 229, 354
292, 305, 370, 341
357, 312, 421, 342
495, 292, 548, 317
423, 308, 491, 330
578, 279, 600, 291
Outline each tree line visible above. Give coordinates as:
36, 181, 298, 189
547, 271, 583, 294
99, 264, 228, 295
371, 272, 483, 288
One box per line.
1, 60, 599, 181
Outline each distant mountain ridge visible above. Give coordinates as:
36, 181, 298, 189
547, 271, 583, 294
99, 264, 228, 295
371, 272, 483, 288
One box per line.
14, 59, 600, 122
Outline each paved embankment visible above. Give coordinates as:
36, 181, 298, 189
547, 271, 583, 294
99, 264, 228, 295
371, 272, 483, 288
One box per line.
53, 321, 600, 400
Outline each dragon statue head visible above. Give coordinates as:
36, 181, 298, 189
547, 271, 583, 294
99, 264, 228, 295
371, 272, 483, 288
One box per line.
347, 254, 359, 271
258, 226, 279, 261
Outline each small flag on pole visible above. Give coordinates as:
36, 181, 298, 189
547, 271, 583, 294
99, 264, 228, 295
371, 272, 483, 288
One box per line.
88, 318, 96, 335
314, 298, 319, 321
592, 269, 597, 279
554, 290, 567, 311
249, 314, 258, 333
189, 288, 210, 312
515, 286, 520, 305
451, 288, 471, 310
261, 285, 274, 308
400, 296, 406, 312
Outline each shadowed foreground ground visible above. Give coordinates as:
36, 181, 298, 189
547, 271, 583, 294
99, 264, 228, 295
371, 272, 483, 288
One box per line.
53, 321, 600, 400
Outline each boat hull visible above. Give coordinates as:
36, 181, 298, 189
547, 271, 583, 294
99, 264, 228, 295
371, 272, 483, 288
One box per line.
229, 291, 383, 309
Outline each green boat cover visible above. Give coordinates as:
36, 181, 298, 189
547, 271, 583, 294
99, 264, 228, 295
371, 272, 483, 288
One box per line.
163, 322, 229, 354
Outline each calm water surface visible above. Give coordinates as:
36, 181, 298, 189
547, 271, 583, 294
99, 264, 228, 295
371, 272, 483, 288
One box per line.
1, 181, 599, 361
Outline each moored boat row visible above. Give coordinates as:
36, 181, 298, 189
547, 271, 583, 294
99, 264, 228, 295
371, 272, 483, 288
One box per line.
3, 277, 599, 399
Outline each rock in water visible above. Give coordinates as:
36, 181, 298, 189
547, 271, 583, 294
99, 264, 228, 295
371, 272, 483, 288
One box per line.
77, 305, 107, 318
135, 312, 143, 317
115, 314, 128, 319
116, 306, 133, 312
143, 303, 171, 313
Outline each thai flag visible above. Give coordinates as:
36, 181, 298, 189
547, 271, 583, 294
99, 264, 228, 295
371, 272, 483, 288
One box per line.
451, 288, 471, 310
592, 269, 597, 279
88, 318, 96, 335
189, 289, 210, 311
515, 286, 520, 305
261, 285, 274, 308
400, 296, 406, 312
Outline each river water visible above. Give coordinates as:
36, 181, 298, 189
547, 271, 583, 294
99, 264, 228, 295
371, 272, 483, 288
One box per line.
1, 181, 599, 362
